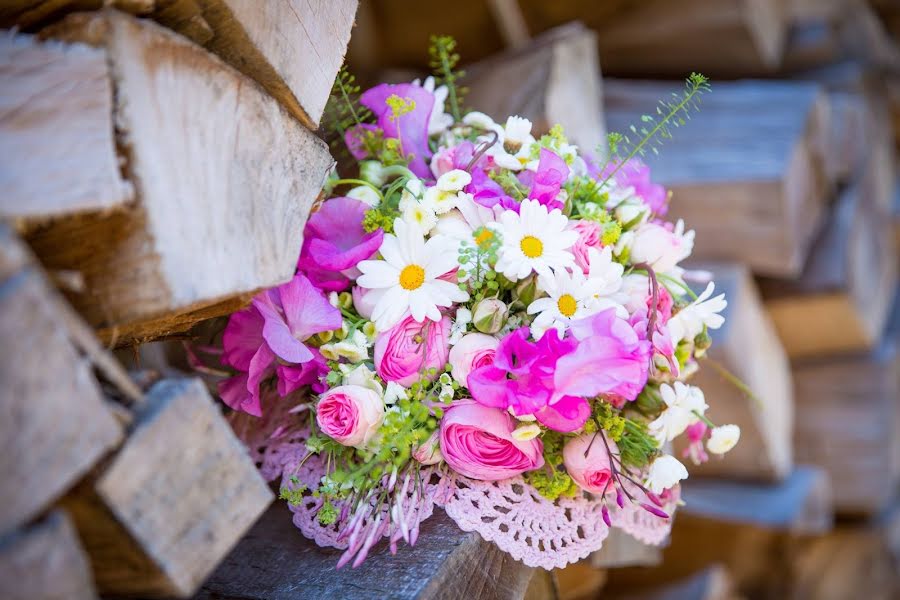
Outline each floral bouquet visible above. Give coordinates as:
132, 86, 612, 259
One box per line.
209, 38, 740, 570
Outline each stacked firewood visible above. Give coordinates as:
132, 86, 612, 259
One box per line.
0, 2, 356, 598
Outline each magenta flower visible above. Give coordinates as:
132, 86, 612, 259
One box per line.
556, 309, 652, 402
467, 168, 517, 211
467, 327, 590, 432
253, 273, 342, 365
593, 159, 668, 216
360, 83, 435, 178
220, 305, 275, 416
344, 124, 380, 161
298, 197, 384, 292
277, 352, 328, 396
518, 148, 569, 211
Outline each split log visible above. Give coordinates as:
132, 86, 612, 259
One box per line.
464, 22, 606, 151
604, 79, 830, 277
519, 0, 790, 78
676, 263, 794, 482
603, 467, 832, 599
61, 377, 273, 598
0, 0, 358, 128
791, 304, 900, 516
0, 225, 123, 534
758, 178, 897, 359
0, 31, 132, 221
0, 510, 98, 600
193, 502, 538, 600
13, 11, 332, 346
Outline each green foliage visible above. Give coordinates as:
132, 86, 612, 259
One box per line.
530, 124, 571, 162
595, 401, 626, 441
317, 500, 338, 525
601, 73, 710, 183
490, 170, 528, 201
457, 226, 503, 300
363, 207, 397, 234
428, 35, 466, 121
525, 430, 579, 501
322, 65, 373, 157
617, 419, 659, 470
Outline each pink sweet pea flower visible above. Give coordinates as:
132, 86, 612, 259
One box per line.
431, 141, 484, 178
220, 305, 275, 417
374, 315, 451, 387
682, 421, 709, 465
344, 123, 380, 160
519, 148, 569, 211
298, 197, 384, 292
440, 401, 544, 481
360, 83, 435, 178
554, 309, 652, 402
467, 168, 517, 211
277, 352, 328, 396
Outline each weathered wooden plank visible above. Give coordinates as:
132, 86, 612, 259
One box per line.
193, 502, 537, 600
601, 565, 737, 600
791, 300, 900, 516
0, 226, 123, 534
464, 22, 606, 151
0, 32, 132, 221
20, 11, 332, 346
605, 79, 830, 277
590, 529, 663, 569
62, 378, 273, 598
758, 178, 897, 358
555, 562, 607, 600
675, 263, 794, 482
0, 510, 98, 600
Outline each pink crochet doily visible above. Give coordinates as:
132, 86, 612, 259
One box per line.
229, 397, 674, 569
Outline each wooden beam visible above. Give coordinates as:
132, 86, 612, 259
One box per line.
62, 378, 273, 598
675, 263, 794, 482
193, 502, 537, 600
464, 22, 606, 152
0, 226, 123, 534
758, 178, 897, 358
0, 510, 98, 600
605, 79, 830, 277
600, 565, 737, 600
16, 11, 332, 346
0, 32, 132, 221
590, 529, 663, 569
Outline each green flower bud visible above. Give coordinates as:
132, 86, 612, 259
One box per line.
512, 275, 538, 306
472, 298, 508, 334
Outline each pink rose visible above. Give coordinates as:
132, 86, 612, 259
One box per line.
316, 385, 384, 448
375, 315, 451, 387
440, 402, 544, 481
448, 333, 499, 387
570, 220, 604, 273
563, 433, 617, 495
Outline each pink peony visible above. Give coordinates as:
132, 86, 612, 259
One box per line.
316, 385, 385, 448
570, 220, 604, 273
448, 332, 499, 387
440, 402, 544, 480
298, 197, 384, 292
563, 433, 617, 495
374, 315, 451, 387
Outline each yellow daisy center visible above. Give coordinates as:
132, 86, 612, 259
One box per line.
474, 229, 494, 246
399, 264, 425, 291
557, 294, 578, 317
520, 235, 544, 258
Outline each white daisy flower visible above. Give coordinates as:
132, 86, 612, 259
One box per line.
462, 111, 502, 134
527, 267, 608, 339
502, 116, 533, 154
422, 186, 458, 215
401, 200, 438, 234
648, 382, 708, 444
433, 193, 503, 243
436, 169, 471, 192
495, 199, 578, 281
645, 454, 688, 494
357, 219, 469, 331
585, 247, 626, 305
667, 282, 727, 344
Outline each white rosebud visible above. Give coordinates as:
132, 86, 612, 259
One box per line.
707, 424, 741, 455
436, 169, 472, 193
347, 185, 381, 208
645, 454, 688, 494
511, 423, 542, 441
615, 202, 648, 226
359, 160, 388, 187
413, 430, 443, 465
472, 298, 508, 334
383, 381, 408, 405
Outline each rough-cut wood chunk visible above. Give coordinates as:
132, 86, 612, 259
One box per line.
601, 565, 737, 600
758, 180, 897, 358
517, 0, 789, 78
791, 308, 900, 516
0, 226, 123, 534
603, 467, 832, 599
193, 502, 537, 600
27, 11, 332, 345
0, 510, 98, 600
676, 263, 793, 481
591, 529, 662, 569
62, 378, 273, 598
464, 22, 606, 150
555, 562, 607, 600
0, 33, 131, 221
605, 80, 829, 277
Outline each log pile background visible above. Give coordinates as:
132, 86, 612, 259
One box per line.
1, 0, 899, 599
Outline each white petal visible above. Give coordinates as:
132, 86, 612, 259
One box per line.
356, 261, 400, 289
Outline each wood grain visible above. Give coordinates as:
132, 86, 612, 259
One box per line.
193, 502, 538, 600
676, 263, 794, 482
605, 79, 830, 277
0, 226, 123, 534
0, 510, 98, 600
464, 22, 606, 152
63, 378, 273, 598
27, 11, 333, 346
0, 32, 131, 221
